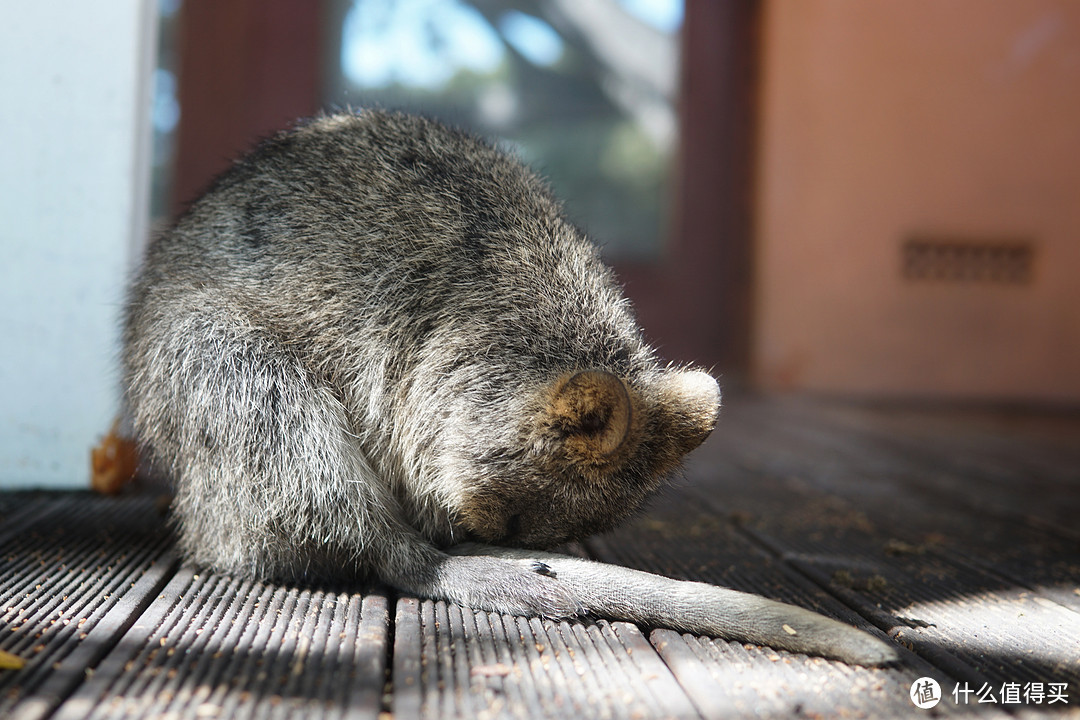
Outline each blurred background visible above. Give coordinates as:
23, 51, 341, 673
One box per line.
3, 0, 1079, 487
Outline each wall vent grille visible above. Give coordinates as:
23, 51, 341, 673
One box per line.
902, 237, 1034, 284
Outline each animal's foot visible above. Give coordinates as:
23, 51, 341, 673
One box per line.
429, 551, 586, 619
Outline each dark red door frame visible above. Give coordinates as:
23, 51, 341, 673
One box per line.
615, 0, 759, 378
171, 0, 324, 214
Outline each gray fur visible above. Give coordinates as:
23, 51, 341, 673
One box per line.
123, 110, 896, 665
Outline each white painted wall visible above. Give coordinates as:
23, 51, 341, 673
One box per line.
0, 2, 156, 487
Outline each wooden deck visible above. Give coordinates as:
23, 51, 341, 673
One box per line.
2, 396, 1078, 719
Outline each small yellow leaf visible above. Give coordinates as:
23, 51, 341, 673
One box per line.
0, 649, 25, 670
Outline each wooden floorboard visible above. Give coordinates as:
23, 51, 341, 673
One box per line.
53, 569, 389, 720
2, 398, 1078, 718
649, 629, 971, 720
1, 495, 176, 720
393, 598, 698, 719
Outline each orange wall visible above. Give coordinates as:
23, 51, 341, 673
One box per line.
754, 0, 1080, 401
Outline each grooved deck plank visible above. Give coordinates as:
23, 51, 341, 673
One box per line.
51, 567, 389, 720
650, 629, 990, 719
391, 597, 699, 719
1, 495, 176, 720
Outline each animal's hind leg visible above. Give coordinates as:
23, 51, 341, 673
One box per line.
124, 295, 391, 579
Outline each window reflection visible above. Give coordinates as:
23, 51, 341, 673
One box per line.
150, 0, 181, 223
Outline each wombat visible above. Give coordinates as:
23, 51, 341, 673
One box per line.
123, 110, 896, 666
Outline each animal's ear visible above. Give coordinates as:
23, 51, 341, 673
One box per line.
546, 371, 634, 463
655, 369, 720, 454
